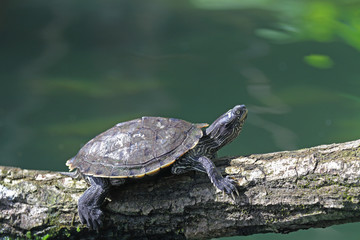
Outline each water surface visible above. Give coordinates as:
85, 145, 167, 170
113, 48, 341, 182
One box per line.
1, 1, 359, 239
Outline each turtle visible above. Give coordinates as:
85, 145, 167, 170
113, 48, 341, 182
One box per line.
65, 104, 248, 230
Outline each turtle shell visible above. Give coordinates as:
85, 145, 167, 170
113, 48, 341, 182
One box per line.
66, 117, 207, 178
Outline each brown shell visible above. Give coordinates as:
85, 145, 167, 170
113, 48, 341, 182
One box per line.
66, 117, 207, 178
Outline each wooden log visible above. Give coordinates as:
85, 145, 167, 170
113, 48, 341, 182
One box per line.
1, 139, 360, 239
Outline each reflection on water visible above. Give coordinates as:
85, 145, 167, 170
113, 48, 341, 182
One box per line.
241, 67, 297, 150
1, 0, 360, 239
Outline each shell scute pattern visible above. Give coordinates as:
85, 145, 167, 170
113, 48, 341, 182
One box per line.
67, 117, 204, 178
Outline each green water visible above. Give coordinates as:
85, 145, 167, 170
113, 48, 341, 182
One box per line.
1, 0, 360, 239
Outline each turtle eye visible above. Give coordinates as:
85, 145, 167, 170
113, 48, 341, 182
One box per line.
235, 109, 242, 115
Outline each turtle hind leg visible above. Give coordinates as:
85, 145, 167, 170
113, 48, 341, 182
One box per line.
78, 176, 110, 231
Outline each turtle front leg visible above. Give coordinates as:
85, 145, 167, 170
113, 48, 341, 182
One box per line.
196, 156, 238, 195
172, 156, 238, 195
78, 176, 110, 230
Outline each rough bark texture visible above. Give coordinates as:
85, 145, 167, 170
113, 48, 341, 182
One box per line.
1, 139, 360, 239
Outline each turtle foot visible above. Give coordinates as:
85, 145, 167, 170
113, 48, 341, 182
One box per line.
214, 175, 239, 197
79, 206, 104, 231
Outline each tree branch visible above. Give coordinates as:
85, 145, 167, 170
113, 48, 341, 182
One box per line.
1, 139, 360, 239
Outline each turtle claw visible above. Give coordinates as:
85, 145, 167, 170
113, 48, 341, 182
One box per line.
231, 192, 236, 201
228, 178, 238, 201
234, 185, 240, 196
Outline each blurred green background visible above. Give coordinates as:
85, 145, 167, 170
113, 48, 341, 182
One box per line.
1, 0, 360, 239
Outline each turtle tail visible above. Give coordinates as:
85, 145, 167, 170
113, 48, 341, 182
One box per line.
59, 168, 82, 179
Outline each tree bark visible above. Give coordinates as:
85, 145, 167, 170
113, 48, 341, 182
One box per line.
1, 139, 360, 239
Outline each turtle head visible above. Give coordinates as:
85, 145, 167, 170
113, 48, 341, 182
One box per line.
205, 105, 248, 150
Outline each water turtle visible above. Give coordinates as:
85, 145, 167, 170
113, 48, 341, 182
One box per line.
65, 105, 248, 230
